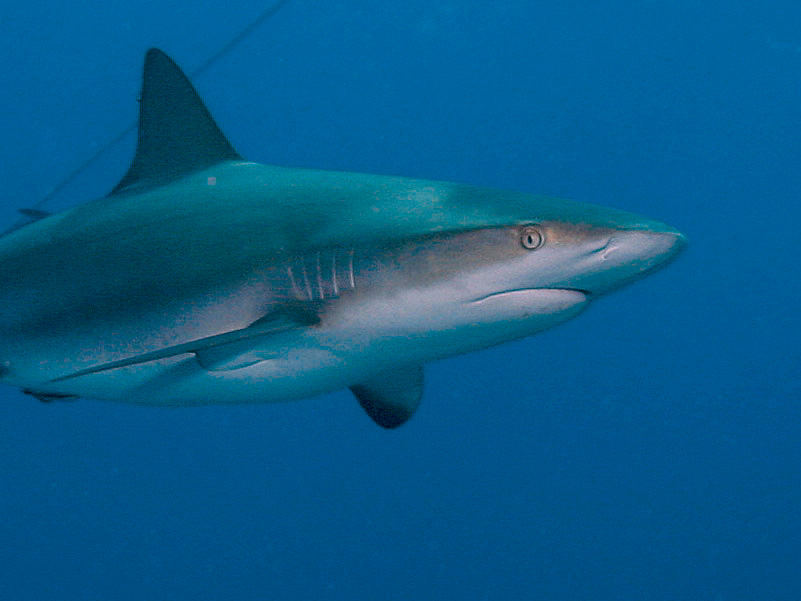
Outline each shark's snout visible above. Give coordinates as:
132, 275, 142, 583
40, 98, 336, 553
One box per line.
613, 227, 686, 265
581, 226, 686, 295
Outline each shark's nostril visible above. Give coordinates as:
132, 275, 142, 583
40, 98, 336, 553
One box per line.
588, 238, 615, 260
601, 246, 617, 261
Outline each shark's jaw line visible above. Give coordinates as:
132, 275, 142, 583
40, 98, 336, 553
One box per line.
470, 288, 590, 304
0, 49, 686, 429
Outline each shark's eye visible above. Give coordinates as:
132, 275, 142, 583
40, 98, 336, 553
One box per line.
520, 226, 544, 250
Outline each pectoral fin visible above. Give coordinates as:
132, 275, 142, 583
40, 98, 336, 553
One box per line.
52, 303, 320, 381
351, 366, 424, 429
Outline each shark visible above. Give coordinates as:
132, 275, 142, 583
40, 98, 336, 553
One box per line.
0, 49, 685, 428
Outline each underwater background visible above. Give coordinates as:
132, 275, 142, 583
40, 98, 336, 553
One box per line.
1, 1, 799, 599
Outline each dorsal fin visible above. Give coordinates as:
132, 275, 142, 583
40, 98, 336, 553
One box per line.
111, 48, 242, 195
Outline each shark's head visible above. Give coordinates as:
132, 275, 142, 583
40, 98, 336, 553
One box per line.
433, 186, 687, 303
336, 190, 686, 361
479, 218, 686, 299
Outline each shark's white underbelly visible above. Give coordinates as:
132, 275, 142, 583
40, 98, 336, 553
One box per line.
24, 287, 589, 406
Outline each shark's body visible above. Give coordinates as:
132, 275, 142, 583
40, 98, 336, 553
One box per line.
0, 50, 685, 427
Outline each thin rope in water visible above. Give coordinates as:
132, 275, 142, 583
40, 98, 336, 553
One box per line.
28, 0, 295, 211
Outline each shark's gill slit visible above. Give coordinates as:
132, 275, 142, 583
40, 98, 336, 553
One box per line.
301, 257, 313, 301
316, 251, 325, 300
331, 250, 339, 296
286, 265, 301, 299
347, 248, 356, 290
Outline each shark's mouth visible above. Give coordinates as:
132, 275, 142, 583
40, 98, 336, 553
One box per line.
470, 287, 590, 304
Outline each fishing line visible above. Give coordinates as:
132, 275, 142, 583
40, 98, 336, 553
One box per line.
27, 0, 294, 212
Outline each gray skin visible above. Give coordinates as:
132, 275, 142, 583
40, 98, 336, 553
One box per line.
0, 49, 685, 427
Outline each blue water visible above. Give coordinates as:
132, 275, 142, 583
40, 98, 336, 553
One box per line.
1, 1, 799, 599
